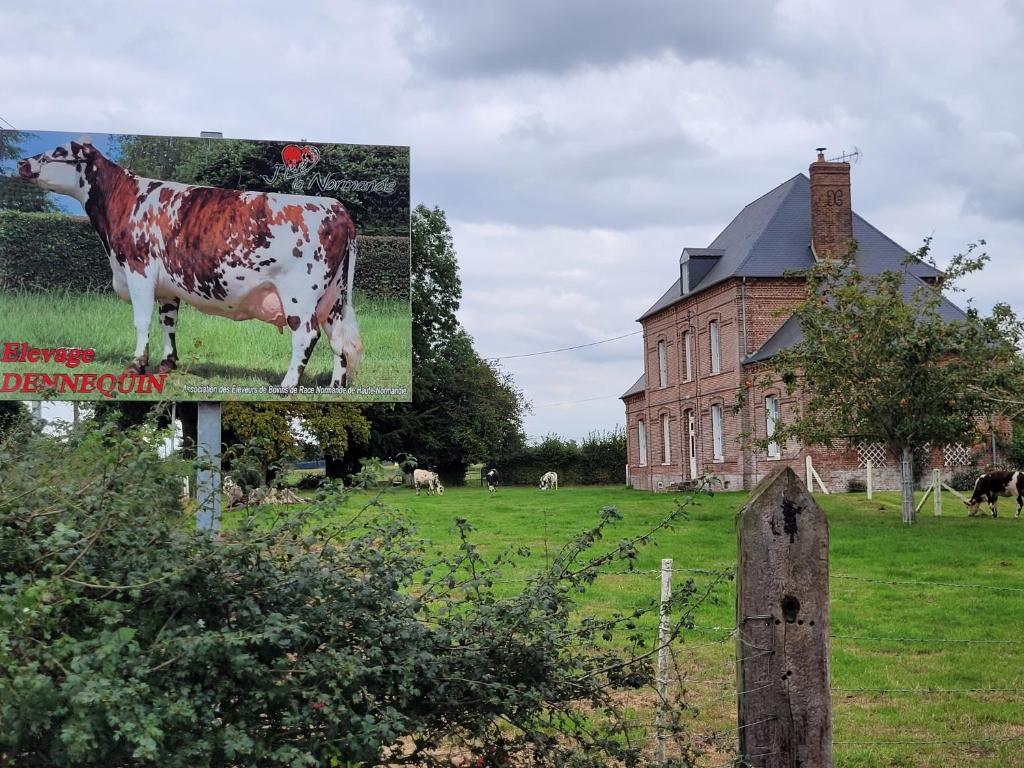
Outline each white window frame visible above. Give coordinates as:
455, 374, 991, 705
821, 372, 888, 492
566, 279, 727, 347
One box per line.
638, 420, 647, 467
683, 330, 692, 381
766, 396, 780, 459
711, 404, 724, 461
662, 413, 671, 464
657, 340, 668, 388
709, 320, 720, 374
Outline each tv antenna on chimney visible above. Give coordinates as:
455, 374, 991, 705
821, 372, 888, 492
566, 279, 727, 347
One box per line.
828, 146, 862, 164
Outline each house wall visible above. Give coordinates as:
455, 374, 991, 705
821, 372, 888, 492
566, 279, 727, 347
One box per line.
741, 361, 1002, 492
624, 276, 996, 493
628, 276, 801, 490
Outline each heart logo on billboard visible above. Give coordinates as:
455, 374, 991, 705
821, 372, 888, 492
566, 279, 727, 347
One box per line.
281, 144, 320, 170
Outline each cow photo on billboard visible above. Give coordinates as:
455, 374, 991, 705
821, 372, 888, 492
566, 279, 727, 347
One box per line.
17, 139, 362, 388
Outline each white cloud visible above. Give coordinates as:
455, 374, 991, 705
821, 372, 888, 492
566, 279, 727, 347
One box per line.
4, 1, 1024, 440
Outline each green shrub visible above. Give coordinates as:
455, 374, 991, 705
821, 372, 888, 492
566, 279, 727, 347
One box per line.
0, 420, 716, 767
490, 429, 627, 486
847, 478, 867, 493
949, 466, 980, 492
0, 212, 111, 293
355, 236, 409, 300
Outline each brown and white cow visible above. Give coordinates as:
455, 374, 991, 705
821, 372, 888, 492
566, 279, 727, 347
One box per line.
17, 139, 362, 388
964, 470, 1023, 519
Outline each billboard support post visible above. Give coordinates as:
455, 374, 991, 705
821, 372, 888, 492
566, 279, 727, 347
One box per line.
196, 401, 222, 532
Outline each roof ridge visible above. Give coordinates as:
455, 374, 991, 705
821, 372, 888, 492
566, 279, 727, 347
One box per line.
734, 172, 806, 213
730, 174, 807, 277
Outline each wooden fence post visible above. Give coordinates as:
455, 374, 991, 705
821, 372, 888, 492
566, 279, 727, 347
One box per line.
737, 466, 831, 767
655, 558, 672, 764
900, 447, 915, 525
866, 460, 873, 500
933, 469, 942, 516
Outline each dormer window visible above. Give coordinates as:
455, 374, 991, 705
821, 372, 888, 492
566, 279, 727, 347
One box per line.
679, 248, 724, 296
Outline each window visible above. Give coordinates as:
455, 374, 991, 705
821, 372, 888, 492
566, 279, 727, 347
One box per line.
766, 396, 780, 459
662, 413, 671, 464
638, 420, 647, 466
711, 404, 724, 461
709, 320, 720, 374
657, 340, 668, 387
682, 330, 692, 381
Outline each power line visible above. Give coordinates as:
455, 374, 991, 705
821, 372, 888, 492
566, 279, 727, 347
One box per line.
488, 330, 641, 362
0, 114, 16, 130
533, 394, 622, 408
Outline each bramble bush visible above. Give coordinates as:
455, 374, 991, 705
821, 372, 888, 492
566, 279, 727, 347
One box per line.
0, 418, 726, 767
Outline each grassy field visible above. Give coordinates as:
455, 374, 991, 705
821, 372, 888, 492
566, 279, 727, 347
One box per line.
238, 484, 1024, 767
0, 290, 410, 401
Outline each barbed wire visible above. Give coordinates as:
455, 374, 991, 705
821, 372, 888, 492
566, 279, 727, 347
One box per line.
689, 624, 1024, 647
605, 566, 735, 576
574, 565, 1024, 595
834, 733, 1024, 746
831, 632, 1024, 645
831, 573, 1024, 593
833, 686, 1024, 694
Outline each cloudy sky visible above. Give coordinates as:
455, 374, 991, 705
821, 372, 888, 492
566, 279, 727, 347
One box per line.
3, 1, 1024, 439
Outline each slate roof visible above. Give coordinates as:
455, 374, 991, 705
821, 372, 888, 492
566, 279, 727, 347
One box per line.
620, 373, 646, 399
625, 171, 969, 390
638, 173, 944, 321
745, 272, 969, 364
744, 314, 802, 364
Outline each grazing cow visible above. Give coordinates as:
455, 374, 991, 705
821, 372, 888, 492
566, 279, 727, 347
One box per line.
485, 468, 499, 493
17, 139, 362, 388
539, 471, 558, 491
965, 470, 1023, 518
413, 469, 444, 496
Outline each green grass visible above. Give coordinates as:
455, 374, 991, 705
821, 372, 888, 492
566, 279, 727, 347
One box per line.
236, 484, 1024, 767
0, 289, 410, 401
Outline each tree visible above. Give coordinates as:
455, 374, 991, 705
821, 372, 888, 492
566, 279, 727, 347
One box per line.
363, 206, 527, 483
221, 403, 299, 487
410, 205, 462, 367
0, 401, 29, 439
293, 403, 370, 480
766, 240, 1024, 523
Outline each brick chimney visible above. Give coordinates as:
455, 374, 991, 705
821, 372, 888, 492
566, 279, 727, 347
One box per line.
809, 148, 853, 261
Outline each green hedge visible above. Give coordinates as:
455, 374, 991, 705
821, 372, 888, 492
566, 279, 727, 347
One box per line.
488, 430, 628, 486
0, 211, 409, 300
355, 236, 409, 300
0, 212, 111, 293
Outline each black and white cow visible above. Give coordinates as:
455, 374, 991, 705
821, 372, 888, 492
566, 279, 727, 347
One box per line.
485, 468, 499, 493
539, 471, 558, 491
964, 470, 1023, 518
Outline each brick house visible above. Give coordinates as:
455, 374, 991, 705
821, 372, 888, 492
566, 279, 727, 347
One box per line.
621, 151, 987, 492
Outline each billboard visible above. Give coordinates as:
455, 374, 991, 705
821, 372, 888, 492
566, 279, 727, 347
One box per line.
0, 129, 411, 402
